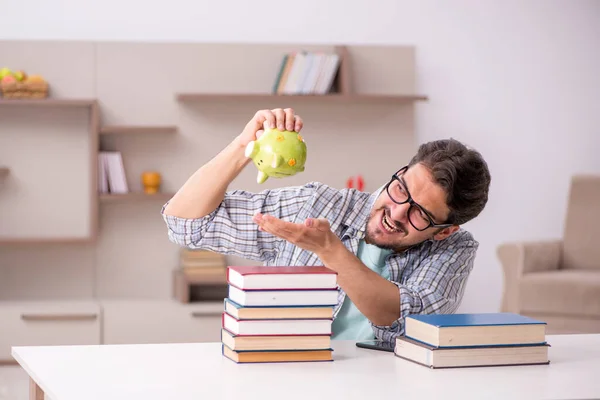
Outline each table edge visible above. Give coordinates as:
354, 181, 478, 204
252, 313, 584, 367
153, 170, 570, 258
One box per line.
11, 347, 58, 400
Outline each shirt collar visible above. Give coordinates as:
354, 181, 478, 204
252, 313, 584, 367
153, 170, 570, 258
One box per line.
341, 184, 387, 239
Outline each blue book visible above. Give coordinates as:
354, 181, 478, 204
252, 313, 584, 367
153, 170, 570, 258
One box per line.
405, 313, 547, 348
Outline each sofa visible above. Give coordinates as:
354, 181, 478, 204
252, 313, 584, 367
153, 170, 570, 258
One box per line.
497, 175, 600, 334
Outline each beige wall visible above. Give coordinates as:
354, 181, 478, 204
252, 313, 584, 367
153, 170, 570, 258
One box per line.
0, 40, 419, 301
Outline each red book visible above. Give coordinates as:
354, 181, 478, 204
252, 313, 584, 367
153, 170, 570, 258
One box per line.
227, 266, 337, 290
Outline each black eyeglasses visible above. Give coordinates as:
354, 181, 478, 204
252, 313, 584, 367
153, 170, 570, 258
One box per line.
384, 166, 454, 232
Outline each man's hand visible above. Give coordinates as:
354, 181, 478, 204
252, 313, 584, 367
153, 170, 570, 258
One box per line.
163, 108, 303, 219
252, 213, 344, 267
235, 108, 304, 148
253, 212, 401, 325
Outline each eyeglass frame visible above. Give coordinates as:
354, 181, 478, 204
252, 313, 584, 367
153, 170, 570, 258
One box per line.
384, 166, 455, 232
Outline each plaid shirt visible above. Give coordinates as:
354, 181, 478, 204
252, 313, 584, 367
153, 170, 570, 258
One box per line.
161, 182, 478, 343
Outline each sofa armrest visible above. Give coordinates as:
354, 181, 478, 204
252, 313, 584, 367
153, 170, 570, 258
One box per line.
497, 240, 562, 313
498, 240, 562, 275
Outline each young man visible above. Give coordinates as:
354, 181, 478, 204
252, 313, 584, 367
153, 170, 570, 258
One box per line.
162, 108, 491, 343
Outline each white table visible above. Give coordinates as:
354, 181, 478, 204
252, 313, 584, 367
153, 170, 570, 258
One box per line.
12, 334, 600, 400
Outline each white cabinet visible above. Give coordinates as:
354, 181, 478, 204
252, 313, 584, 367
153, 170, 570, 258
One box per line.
0, 301, 101, 362
101, 300, 223, 345
0, 299, 223, 362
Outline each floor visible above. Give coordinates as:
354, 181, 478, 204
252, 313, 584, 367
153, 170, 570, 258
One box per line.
0, 366, 29, 400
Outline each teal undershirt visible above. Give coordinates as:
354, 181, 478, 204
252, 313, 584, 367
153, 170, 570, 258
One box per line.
331, 239, 392, 340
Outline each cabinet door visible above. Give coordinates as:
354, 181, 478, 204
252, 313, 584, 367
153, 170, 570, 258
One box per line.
0, 301, 101, 362
101, 300, 223, 345
0, 105, 96, 241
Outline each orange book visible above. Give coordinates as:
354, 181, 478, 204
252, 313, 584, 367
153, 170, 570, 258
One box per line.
222, 345, 333, 363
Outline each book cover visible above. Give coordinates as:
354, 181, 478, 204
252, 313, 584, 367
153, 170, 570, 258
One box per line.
227, 265, 338, 291
228, 285, 339, 307
221, 328, 332, 351
405, 313, 547, 348
222, 343, 334, 363
222, 312, 333, 336
407, 313, 546, 327
394, 336, 550, 369
224, 298, 334, 319
227, 265, 337, 276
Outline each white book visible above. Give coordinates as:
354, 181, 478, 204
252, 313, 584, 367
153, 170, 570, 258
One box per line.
283, 52, 307, 94
317, 54, 340, 94
98, 153, 109, 193
228, 285, 338, 307
307, 53, 328, 94
222, 312, 332, 336
104, 151, 129, 194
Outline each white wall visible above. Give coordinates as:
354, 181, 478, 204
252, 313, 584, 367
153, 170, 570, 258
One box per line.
1, 0, 599, 313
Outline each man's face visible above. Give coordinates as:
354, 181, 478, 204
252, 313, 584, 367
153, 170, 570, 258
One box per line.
365, 163, 456, 252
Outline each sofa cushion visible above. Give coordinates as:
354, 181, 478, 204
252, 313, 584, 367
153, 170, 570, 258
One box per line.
519, 270, 600, 318
562, 175, 600, 271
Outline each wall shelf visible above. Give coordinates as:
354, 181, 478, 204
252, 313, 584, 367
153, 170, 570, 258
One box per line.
0, 237, 92, 245
100, 126, 178, 135
176, 93, 428, 103
0, 99, 97, 107
99, 192, 174, 202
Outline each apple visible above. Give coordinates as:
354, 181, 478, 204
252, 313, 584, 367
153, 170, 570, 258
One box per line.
13, 70, 26, 82
1, 75, 16, 84
0, 67, 13, 80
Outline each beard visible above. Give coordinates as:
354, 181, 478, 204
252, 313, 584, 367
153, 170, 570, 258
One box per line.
364, 207, 413, 253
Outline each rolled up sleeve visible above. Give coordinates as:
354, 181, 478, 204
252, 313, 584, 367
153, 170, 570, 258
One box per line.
161, 183, 321, 262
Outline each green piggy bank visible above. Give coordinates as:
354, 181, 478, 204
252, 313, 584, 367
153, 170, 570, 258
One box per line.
244, 128, 307, 184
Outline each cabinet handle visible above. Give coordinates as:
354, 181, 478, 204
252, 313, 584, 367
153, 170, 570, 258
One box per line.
190, 311, 220, 318
21, 314, 98, 321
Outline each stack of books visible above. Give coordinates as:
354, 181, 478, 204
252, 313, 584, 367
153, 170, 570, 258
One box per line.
179, 248, 226, 278
173, 249, 227, 303
272, 51, 341, 95
221, 265, 339, 363
394, 313, 550, 369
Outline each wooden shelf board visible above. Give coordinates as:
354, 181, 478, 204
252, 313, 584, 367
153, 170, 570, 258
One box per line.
99, 192, 174, 202
0, 167, 9, 177
183, 273, 227, 285
0, 99, 97, 107
0, 237, 93, 245
176, 93, 428, 103
100, 125, 178, 135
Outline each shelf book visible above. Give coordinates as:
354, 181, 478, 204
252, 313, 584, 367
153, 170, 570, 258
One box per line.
272, 50, 341, 95
221, 265, 338, 363
98, 151, 129, 194
394, 313, 550, 369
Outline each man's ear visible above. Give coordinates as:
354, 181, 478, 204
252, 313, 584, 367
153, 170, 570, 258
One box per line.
433, 225, 460, 241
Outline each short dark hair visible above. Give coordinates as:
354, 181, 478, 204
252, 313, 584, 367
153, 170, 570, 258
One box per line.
407, 138, 491, 226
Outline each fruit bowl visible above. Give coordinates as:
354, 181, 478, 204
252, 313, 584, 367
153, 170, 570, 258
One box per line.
0, 67, 49, 99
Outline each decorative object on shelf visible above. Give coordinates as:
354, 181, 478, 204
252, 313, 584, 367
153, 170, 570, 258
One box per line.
245, 127, 307, 184
346, 174, 364, 191
141, 171, 162, 194
0, 67, 49, 99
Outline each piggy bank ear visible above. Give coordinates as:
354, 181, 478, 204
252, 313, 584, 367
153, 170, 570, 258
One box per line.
245, 141, 259, 158
271, 153, 283, 168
